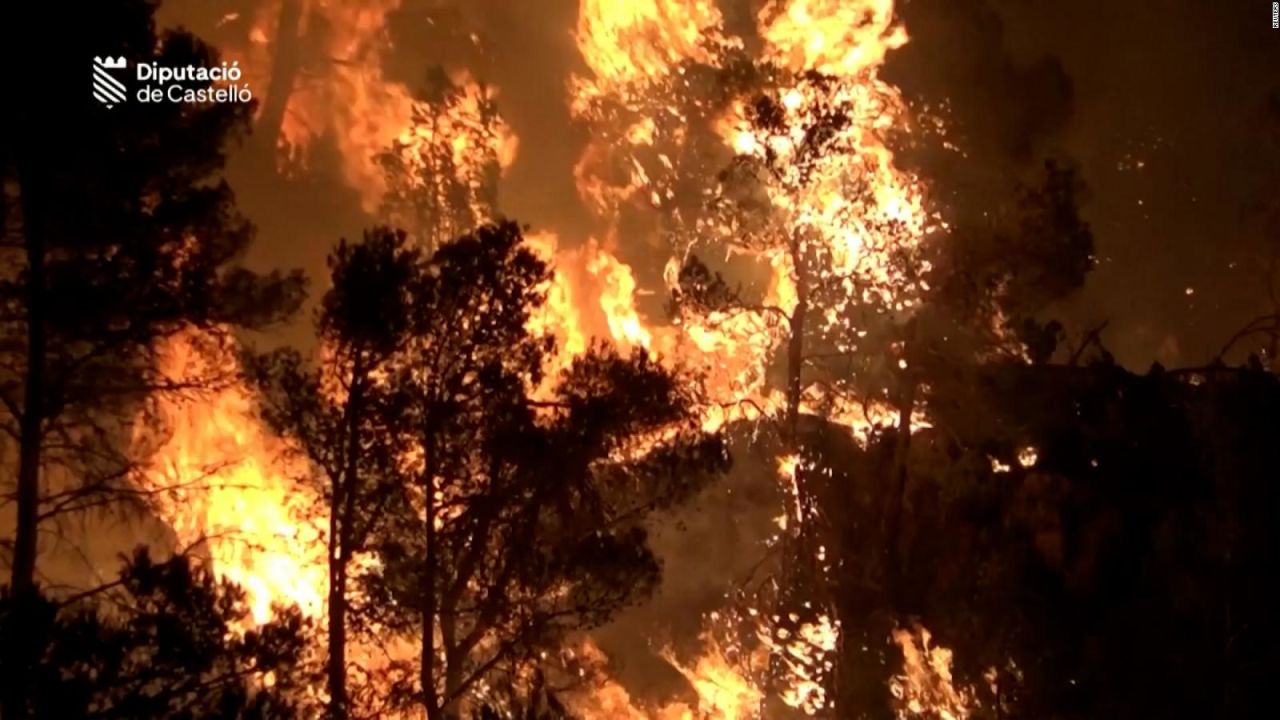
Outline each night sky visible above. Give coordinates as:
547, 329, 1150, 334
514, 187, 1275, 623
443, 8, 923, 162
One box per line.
890, 0, 1280, 366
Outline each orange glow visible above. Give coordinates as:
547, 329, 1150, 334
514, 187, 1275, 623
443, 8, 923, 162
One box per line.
382, 71, 518, 242
140, 331, 325, 624
564, 634, 764, 720
233, 0, 518, 212
891, 626, 975, 720
759, 0, 908, 78
144, 0, 966, 716
279, 0, 415, 209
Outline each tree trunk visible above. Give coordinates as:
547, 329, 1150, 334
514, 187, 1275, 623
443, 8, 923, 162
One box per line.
882, 367, 917, 603
326, 559, 348, 719
783, 240, 807, 452
11, 161, 46, 599
326, 356, 366, 719
4, 150, 48, 720
326, 437, 348, 720
421, 425, 441, 720
439, 575, 461, 720
442, 648, 463, 720
255, 0, 304, 161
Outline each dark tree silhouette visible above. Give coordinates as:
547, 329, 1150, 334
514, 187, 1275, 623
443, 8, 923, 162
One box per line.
0, 547, 315, 718
0, 0, 303, 593
877, 362, 1280, 719
0, 4, 303, 714
372, 222, 725, 720
250, 221, 726, 719
806, 160, 1097, 718
878, 160, 1095, 594
247, 228, 419, 719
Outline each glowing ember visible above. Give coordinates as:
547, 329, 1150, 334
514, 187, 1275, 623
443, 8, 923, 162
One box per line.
1017, 446, 1039, 468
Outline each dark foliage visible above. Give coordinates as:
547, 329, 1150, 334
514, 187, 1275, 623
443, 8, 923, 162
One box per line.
0, 0, 305, 596
905, 364, 1280, 719
250, 221, 727, 718
819, 363, 1280, 719
0, 548, 314, 719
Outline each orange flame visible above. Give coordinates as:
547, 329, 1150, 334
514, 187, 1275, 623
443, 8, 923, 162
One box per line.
890, 626, 975, 720
759, 0, 908, 78
141, 332, 325, 624
564, 634, 764, 720
573, 0, 727, 115
141, 0, 968, 716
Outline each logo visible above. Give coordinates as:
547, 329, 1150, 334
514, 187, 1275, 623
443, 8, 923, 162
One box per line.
93, 56, 128, 108
90, 55, 253, 107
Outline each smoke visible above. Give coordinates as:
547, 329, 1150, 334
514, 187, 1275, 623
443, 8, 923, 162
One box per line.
887, 0, 1280, 368
884, 0, 1076, 223
591, 432, 787, 703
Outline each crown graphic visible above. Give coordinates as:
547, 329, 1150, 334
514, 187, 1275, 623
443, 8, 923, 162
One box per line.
94, 56, 127, 70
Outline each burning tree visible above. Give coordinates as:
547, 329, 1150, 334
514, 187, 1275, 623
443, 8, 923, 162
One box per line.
656, 53, 929, 720
675, 67, 926, 456
247, 228, 420, 718
377, 68, 514, 249
249, 221, 727, 719
558, 0, 943, 714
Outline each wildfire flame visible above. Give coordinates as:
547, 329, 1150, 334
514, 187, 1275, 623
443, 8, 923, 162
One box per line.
662, 636, 765, 720
233, 0, 417, 207
572, 0, 728, 115
759, 0, 908, 78
141, 332, 325, 624
890, 626, 975, 720
525, 231, 654, 371
564, 634, 763, 720
142, 0, 967, 716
